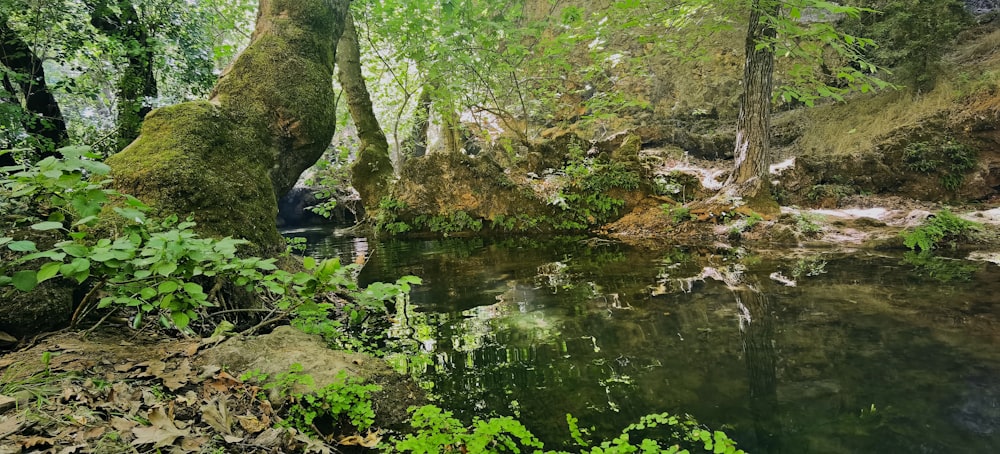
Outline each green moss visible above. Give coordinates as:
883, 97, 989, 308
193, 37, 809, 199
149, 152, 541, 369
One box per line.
351, 142, 394, 211
106, 101, 281, 251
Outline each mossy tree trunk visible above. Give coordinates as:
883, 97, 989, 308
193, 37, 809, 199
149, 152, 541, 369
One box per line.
338, 11, 393, 213
106, 0, 350, 252
404, 86, 433, 159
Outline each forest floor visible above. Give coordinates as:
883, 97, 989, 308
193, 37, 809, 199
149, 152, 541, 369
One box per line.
0, 325, 423, 454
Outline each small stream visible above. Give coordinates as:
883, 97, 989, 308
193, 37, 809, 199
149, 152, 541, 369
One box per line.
288, 227, 1000, 453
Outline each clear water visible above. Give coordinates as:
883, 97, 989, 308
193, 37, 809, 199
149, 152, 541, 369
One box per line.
290, 227, 1000, 453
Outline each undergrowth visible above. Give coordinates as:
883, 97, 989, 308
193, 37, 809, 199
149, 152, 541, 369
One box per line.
900, 209, 981, 251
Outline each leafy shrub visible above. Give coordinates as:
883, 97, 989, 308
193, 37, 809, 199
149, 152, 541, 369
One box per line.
284, 371, 381, 437
395, 405, 745, 454
901, 210, 981, 251
1, 146, 420, 339
903, 140, 977, 191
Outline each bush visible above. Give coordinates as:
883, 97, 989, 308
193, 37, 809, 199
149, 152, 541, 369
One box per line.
901, 210, 981, 251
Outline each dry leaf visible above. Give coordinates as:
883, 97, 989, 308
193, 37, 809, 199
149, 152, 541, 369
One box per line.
20, 436, 54, 449
200, 396, 233, 435
109, 417, 136, 433
58, 444, 87, 454
237, 413, 269, 434
0, 395, 16, 412
338, 430, 382, 448
114, 362, 135, 373
197, 365, 221, 380
130, 407, 189, 448
159, 359, 192, 391
183, 343, 200, 357
222, 435, 244, 444
0, 414, 24, 435
135, 360, 166, 378
77, 426, 106, 441
180, 435, 209, 452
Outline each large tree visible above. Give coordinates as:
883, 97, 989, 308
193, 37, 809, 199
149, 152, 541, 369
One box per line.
338, 10, 393, 213
0, 11, 69, 165
105, 0, 350, 251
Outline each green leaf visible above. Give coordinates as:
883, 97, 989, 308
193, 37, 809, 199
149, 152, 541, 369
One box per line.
12, 270, 37, 291
30, 221, 63, 231
158, 281, 179, 294
171, 311, 191, 329
140, 287, 157, 300
303, 256, 316, 270
8, 241, 37, 252
36, 262, 61, 284
183, 282, 203, 295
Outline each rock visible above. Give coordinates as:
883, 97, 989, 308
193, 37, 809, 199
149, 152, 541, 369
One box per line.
197, 326, 425, 430
0, 281, 74, 339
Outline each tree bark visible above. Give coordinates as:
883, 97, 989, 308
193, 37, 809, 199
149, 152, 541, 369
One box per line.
106, 0, 350, 252
85, 0, 158, 152
0, 14, 68, 159
337, 11, 393, 212
725, 0, 780, 206
405, 86, 433, 159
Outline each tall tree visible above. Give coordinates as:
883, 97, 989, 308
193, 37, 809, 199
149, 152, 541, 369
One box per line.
106, 0, 350, 251
84, 0, 158, 151
0, 11, 69, 164
692, 0, 886, 209
338, 10, 393, 213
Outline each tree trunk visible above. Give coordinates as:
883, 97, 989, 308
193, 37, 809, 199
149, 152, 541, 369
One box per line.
85, 0, 158, 151
106, 0, 349, 252
405, 86, 433, 159
725, 0, 780, 209
337, 11, 393, 212
0, 14, 68, 159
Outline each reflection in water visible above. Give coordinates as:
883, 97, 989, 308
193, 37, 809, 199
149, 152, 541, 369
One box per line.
298, 232, 1000, 453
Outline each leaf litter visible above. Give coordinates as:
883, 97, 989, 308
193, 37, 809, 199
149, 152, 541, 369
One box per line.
0, 328, 388, 453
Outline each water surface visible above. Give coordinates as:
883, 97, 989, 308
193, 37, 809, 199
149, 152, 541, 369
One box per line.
292, 228, 1000, 453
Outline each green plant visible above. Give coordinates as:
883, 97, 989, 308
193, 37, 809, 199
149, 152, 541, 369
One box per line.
549, 156, 641, 230
662, 203, 694, 224
373, 196, 412, 235
283, 371, 381, 438
395, 406, 745, 454
901, 210, 982, 251
414, 210, 483, 235
795, 213, 822, 235
394, 405, 544, 453
903, 140, 978, 191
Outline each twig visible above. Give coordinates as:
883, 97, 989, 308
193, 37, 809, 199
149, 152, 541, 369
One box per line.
70, 280, 106, 327
82, 309, 119, 339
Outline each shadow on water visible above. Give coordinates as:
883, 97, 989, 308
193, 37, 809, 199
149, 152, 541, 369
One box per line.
290, 228, 1000, 453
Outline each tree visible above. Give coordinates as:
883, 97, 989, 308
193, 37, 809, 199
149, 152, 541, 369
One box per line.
84, 0, 158, 151
338, 10, 393, 213
695, 0, 887, 210
0, 10, 69, 165
105, 0, 350, 251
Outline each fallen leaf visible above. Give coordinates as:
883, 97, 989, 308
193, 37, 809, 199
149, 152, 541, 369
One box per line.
114, 362, 136, 372
135, 360, 166, 379
200, 396, 233, 435
0, 414, 23, 435
180, 435, 209, 452
223, 435, 244, 444
237, 413, 269, 434
59, 445, 87, 454
76, 425, 105, 441
159, 359, 192, 391
183, 343, 200, 357
338, 430, 382, 448
197, 365, 221, 380
0, 395, 16, 413
131, 406, 189, 448
20, 436, 54, 449
109, 417, 136, 433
